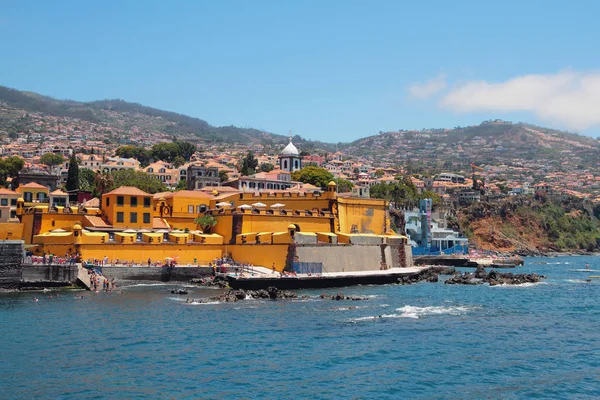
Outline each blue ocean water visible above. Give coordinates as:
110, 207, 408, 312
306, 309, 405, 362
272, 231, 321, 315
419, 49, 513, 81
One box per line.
1, 256, 600, 399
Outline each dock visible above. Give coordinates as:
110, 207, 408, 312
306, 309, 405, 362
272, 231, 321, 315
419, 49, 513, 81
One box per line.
226, 266, 430, 290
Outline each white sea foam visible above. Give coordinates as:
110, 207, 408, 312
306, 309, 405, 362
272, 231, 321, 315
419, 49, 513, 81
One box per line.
490, 282, 547, 288
184, 301, 221, 306
395, 305, 474, 319
565, 279, 590, 284
120, 283, 171, 288
350, 313, 409, 322
167, 297, 188, 302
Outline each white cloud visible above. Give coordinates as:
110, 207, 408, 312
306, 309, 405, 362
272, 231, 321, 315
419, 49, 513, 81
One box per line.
407, 74, 447, 99
440, 70, 600, 131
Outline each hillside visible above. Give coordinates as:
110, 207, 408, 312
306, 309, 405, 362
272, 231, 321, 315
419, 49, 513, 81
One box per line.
343, 120, 600, 173
456, 196, 600, 254
1, 85, 600, 169
0, 85, 335, 150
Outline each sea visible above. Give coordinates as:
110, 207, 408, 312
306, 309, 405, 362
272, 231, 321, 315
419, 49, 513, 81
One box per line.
1, 256, 600, 399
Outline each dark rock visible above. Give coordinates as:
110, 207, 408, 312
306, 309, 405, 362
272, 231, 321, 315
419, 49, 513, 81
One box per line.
398, 268, 440, 285
444, 273, 482, 285
190, 275, 228, 288
326, 292, 369, 301
198, 287, 299, 303
474, 265, 488, 279
171, 289, 188, 295
445, 269, 545, 286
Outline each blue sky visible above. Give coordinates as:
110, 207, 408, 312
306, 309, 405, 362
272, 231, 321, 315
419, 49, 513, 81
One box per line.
2, 0, 600, 142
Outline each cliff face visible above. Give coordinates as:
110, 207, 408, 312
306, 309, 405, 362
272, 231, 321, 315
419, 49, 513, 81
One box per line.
457, 196, 600, 254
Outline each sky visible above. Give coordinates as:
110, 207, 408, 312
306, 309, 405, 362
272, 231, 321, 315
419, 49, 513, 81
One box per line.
2, 0, 600, 142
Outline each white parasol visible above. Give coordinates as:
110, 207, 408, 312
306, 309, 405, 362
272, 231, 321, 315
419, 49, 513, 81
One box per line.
270, 203, 286, 208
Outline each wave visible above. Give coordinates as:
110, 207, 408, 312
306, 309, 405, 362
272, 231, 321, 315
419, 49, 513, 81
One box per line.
490, 282, 547, 288
184, 301, 221, 306
395, 305, 475, 319
565, 279, 591, 284
119, 283, 172, 288
349, 313, 411, 322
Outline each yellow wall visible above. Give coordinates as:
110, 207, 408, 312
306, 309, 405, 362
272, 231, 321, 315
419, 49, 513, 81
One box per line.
168, 195, 211, 217
79, 243, 223, 264
228, 243, 289, 272
240, 214, 332, 235
0, 222, 24, 240
104, 193, 153, 229
337, 197, 389, 234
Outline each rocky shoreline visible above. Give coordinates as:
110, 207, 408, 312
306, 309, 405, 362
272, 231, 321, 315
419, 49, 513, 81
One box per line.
444, 266, 545, 286
185, 286, 371, 303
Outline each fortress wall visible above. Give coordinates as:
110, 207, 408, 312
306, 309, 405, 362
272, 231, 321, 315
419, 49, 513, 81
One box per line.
228, 244, 289, 271
99, 266, 213, 282
0, 240, 24, 290
296, 245, 384, 273
20, 264, 79, 286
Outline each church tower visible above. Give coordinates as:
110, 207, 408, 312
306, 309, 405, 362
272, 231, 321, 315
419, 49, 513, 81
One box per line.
279, 137, 302, 172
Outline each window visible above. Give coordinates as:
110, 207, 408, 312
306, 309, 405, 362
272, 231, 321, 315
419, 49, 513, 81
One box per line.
10, 199, 16, 206
188, 205, 194, 213
148, 168, 153, 173
106, 198, 110, 207
130, 196, 137, 207
0, 199, 7, 206
117, 212, 124, 223
144, 197, 151, 208
159, 168, 166, 173
130, 212, 137, 223
283, 160, 288, 169
117, 196, 124, 206
143, 213, 151, 224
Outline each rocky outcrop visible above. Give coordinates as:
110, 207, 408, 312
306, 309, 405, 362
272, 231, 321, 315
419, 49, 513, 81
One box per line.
397, 268, 440, 285
320, 293, 369, 301
445, 266, 545, 286
192, 286, 299, 303
190, 275, 229, 288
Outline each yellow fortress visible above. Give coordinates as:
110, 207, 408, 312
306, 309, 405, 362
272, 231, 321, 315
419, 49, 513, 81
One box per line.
10, 181, 412, 273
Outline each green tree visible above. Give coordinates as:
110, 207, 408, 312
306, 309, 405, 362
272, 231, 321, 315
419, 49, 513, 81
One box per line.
336, 178, 354, 193
109, 169, 168, 194
240, 151, 258, 176
78, 168, 97, 192
0, 156, 24, 186
219, 170, 229, 183
194, 214, 217, 233
174, 140, 197, 160
151, 142, 180, 163
94, 170, 114, 197
374, 169, 385, 178
172, 155, 186, 168
291, 166, 334, 189
66, 153, 79, 191
175, 178, 187, 191
115, 145, 150, 166
40, 153, 65, 167
259, 163, 274, 172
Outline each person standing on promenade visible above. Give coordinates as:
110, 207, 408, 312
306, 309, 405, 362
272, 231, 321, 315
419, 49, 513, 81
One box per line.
148, 258, 151, 267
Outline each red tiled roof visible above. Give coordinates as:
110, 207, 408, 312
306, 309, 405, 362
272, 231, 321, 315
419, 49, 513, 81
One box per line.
20, 182, 47, 189
152, 218, 170, 229
84, 215, 112, 228
0, 188, 18, 195
105, 186, 150, 196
